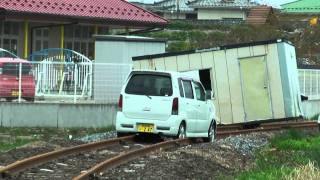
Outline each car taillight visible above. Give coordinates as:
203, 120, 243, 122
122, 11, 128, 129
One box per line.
172, 97, 178, 115
118, 94, 123, 112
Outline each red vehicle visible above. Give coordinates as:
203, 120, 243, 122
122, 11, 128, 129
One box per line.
0, 48, 35, 102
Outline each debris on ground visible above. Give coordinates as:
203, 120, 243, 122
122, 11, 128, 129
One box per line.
76, 131, 117, 143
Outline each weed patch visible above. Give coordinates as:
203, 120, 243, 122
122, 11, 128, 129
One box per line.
0, 138, 33, 152
233, 130, 320, 179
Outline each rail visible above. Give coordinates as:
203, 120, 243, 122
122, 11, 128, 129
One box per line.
73, 138, 191, 180
0, 135, 135, 177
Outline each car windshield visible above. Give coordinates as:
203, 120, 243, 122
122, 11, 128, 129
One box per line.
0, 49, 18, 58
125, 74, 172, 96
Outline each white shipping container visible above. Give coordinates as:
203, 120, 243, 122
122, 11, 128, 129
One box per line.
132, 39, 303, 124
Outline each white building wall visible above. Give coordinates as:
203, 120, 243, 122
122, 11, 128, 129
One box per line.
197, 9, 247, 20
164, 12, 187, 19
94, 36, 166, 103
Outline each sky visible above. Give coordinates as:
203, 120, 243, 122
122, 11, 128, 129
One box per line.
130, 0, 297, 8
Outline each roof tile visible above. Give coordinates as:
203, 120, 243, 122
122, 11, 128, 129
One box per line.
0, 0, 168, 26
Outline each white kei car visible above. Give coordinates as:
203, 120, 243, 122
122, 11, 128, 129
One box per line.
116, 70, 217, 142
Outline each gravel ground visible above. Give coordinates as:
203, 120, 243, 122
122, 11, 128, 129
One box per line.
97, 132, 275, 180
76, 131, 117, 143
10, 143, 143, 180
0, 132, 276, 180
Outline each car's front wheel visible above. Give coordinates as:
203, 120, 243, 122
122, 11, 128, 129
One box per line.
203, 121, 216, 143
177, 122, 186, 139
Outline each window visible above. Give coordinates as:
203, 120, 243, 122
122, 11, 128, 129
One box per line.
64, 25, 95, 59
98, 27, 109, 35
125, 74, 172, 96
0, 21, 20, 55
194, 82, 205, 101
4, 22, 11, 35
33, 28, 49, 52
182, 80, 194, 99
178, 79, 184, 97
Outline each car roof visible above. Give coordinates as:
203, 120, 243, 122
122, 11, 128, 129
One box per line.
131, 70, 197, 81
0, 57, 30, 63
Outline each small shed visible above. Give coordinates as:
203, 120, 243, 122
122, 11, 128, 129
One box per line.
132, 39, 303, 125
93, 35, 166, 103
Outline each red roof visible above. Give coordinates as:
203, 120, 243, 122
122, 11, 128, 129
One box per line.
0, 0, 168, 27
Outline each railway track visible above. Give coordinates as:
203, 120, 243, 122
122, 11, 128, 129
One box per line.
217, 120, 318, 138
0, 135, 136, 178
0, 135, 191, 179
0, 120, 318, 179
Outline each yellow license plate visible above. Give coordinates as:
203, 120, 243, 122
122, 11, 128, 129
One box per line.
137, 124, 154, 133
11, 91, 21, 96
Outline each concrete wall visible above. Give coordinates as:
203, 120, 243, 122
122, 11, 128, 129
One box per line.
197, 9, 246, 20
302, 100, 320, 119
0, 103, 117, 128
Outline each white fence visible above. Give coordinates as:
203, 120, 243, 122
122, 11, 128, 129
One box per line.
0, 61, 132, 103
33, 61, 93, 102
298, 69, 320, 100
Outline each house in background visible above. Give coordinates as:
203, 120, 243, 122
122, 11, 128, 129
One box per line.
152, 0, 198, 20
133, 0, 259, 20
246, 6, 276, 25
188, 0, 258, 21
0, 0, 168, 59
281, 0, 320, 14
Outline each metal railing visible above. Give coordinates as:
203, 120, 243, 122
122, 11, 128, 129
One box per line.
33, 61, 93, 103
0, 61, 132, 104
299, 69, 320, 100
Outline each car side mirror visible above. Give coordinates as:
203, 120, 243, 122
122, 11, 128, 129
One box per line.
205, 90, 213, 100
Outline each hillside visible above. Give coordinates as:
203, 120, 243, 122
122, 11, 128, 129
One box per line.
143, 20, 320, 66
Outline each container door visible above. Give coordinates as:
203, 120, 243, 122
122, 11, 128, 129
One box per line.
239, 56, 272, 121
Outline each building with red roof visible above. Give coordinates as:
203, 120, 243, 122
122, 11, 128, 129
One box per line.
0, 0, 168, 59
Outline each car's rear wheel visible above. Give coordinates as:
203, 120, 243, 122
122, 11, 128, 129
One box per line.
177, 123, 186, 139
203, 121, 216, 143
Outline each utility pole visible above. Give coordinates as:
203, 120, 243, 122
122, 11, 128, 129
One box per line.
176, 0, 180, 19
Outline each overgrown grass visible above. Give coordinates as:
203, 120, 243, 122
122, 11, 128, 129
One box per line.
285, 161, 320, 180
0, 138, 34, 152
0, 126, 115, 151
0, 126, 115, 152
0, 126, 115, 137
233, 130, 320, 180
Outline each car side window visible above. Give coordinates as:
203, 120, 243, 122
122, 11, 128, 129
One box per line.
178, 79, 184, 97
182, 80, 194, 99
194, 82, 205, 101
